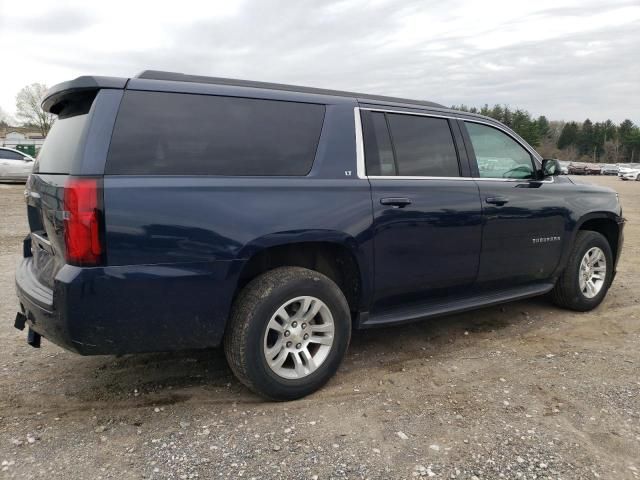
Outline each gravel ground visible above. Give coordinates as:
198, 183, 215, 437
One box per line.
0, 175, 639, 480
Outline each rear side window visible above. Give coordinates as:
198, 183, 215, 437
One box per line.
106, 91, 325, 176
386, 113, 459, 177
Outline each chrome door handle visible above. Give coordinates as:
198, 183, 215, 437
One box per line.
380, 197, 412, 208
485, 196, 509, 206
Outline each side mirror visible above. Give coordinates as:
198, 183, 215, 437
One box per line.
542, 158, 561, 177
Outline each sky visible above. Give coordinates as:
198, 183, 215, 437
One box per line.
1, 0, 639, 124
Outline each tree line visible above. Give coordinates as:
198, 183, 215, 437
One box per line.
452, 104, 640, 163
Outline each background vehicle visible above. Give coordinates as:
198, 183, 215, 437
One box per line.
618, 164, 640, 180
0, 147, 34, 182
558, 160, 569, 175
585, 163, 601, 175
619, 167, 640, 181
568, 162, 587, 175
14, 72, 625, 400
601, 164, 619, 176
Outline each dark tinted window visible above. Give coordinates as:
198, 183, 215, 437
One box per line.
0, 149, 25, 160
106, 91, 325, 176
386, 114, 459, 177
363, 111, 396, 176
35, 93, 95, 174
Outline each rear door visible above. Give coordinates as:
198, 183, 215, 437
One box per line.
461, 120, 568, 286
360, 108, 483, 311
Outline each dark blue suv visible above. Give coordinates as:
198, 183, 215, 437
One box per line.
15, 71, 624, 400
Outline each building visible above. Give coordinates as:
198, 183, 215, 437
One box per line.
0, 126, 45, 156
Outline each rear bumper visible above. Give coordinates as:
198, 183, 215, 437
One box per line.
15, 258, 241, 355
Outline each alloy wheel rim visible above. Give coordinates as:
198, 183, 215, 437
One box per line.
579, 247, 607, 299
263, 296, 335, 379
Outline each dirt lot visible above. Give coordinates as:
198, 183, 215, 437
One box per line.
0, 176, 638, 480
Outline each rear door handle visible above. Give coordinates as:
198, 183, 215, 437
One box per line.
380, 197, 412, 208
485, 195, 509, 206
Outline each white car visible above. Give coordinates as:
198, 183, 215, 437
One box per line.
0, 147, 34, 182
618, 164, 640, 181
620, 169, 640, 181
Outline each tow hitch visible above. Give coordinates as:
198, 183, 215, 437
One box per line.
14, 312, 41, 348
14, 312, 26, 330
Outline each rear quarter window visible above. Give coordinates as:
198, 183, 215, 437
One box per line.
106, 91, 326, 176
35, 115, 88, 173
35, 91, 96, 174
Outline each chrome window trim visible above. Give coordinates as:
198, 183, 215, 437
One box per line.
354, 106, 552, 183
354, 107, 366, 179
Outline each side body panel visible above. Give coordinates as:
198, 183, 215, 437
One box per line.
95, 95, 373, 352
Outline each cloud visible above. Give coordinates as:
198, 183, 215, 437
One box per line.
0, 0, 638, 123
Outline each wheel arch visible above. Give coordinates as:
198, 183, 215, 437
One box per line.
234, 233, 370, 315
575, 212, 622, 262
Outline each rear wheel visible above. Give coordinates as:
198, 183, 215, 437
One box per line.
551, 231, 613, 311
224, 267, 351, 400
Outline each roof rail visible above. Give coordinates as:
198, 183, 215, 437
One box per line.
136, 70, 444, 108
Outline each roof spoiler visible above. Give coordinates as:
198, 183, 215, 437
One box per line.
42, 76, 128, 114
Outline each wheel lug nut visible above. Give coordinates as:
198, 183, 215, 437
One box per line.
301, 323, 306, 329
303, 334, 309, 340
284, 330, 290, 337
286, 341, 292, 348
291, 321, 297, 328
296, 343, 302, 349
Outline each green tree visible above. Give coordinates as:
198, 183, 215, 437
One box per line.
578, 119, 594, 156
537, 115, 550, 139
618, 119, 637, 162
557, 122, 579, 149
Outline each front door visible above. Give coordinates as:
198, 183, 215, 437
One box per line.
461, 120, 569, 287
361, 109, 483, 311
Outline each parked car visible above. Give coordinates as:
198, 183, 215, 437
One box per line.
14, 71, 625, 400
619, 167, 640, 181
585, 163, 602, 175
557, 161, 570, 175
618, 164, 640, 181
601, 164, 619, 176
568, 162, 587, 175
0, 147, 34, 182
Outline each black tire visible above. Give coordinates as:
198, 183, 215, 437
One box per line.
224, 267, 351, 400
551, 231, 613, 311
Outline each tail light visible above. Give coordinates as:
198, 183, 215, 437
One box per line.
64, 177, 103, 265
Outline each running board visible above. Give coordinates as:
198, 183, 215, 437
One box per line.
360, 282, 555, 328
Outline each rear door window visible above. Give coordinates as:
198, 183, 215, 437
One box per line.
386, 113, 460, 177
106, 91, 326, 176
362, 111, 396, 176
363, 111, 460, 177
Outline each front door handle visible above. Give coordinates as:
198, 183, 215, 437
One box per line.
485, 195, 509, 206
380, 197, 412, 208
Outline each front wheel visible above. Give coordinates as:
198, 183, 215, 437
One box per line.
551, 231, 613, 311
224, 267, 351, 400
